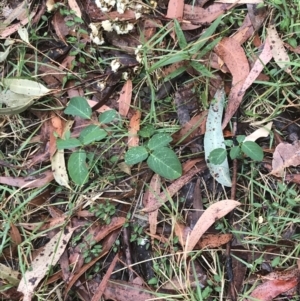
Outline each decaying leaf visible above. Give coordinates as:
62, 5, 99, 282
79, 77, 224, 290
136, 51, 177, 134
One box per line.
51, 150, 70, 189
185, 200, 240, 252
166, 0, 184, 20
267, 24, 291, 74
146, 174, 161, 236
238, 39, 273, 96
182, 3, 232, 30
0, 170, 54, 188
17, 227, 76, 301
128, 110, 141, 148
247, 278, 299, 301
271, 142, 300, 176
119, 79, 132, 117
215, 37, 250, 128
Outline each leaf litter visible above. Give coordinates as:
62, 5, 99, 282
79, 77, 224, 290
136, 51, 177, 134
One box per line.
1, 0, 300, 301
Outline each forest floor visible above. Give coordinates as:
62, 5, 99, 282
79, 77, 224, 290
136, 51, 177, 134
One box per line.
0, 0, 300, 300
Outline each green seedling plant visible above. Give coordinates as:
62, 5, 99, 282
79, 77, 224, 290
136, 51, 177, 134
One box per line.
208, 135, 264, 165
89, 200, 116, 225
56, 96, 117, 185
124, 131, 182, 180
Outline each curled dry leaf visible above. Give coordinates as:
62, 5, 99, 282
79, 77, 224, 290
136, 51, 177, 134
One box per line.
17, 227, 76, 301
271, 142, 300, 176
214, 37, 249, 128
185, 200, 240, 252
267, 24, 291, 74
244, 122, 272, 142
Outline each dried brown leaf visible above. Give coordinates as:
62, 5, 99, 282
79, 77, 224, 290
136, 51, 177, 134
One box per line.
119, 79, 132, 117
128, 110, 141, 148
0, 170, 54, 188
146, 174, 161, 236
17, 227, 76, 301
182, 3, 232, 30
186, 200, 240, 252
271, 142, 300, 176
91, 254, 119, 301
166, 0, 184, 20
247, 278, 299, 301
215, 37, 249, 128
103, 280, 157, 301
238, 39, 273, 95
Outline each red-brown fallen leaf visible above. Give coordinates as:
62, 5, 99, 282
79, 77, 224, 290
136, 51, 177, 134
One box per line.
182, 158, 203, 174
215, 37, 249, 128
232, 14, 254, 44
128, 110, 141, 148
91, 253, 119, 301
119, 79, 132, 117
142, 161, 207, 212
247, 278, 299, 301
185, 200, 240, 252
51, 11, 69, 44
198, 233, 232, 248
166, 0, 184, 20
10, 223, 22, 246
0, 170, 54, 188
146, 174, 161, 236
172, 111, 208, 143
0, 12, 35, 38
238, 39, 273, 96
182, 3, 233, 30
271, 142, 300, 176
284, 43, 300, 54
103, 280, 157, 301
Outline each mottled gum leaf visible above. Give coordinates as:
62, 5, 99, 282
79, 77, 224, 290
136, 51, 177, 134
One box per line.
267, 24, 291, 74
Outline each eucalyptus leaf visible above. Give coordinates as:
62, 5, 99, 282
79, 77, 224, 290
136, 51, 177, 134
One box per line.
125, 146, 148, 165
64, 97, 92, 119
204, 88, 232, 187
68, 152, 89, 185
147, 147, 182, 180
4, 78, 50, 96
148, 133, 173, 151
79, 125, 107, 145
